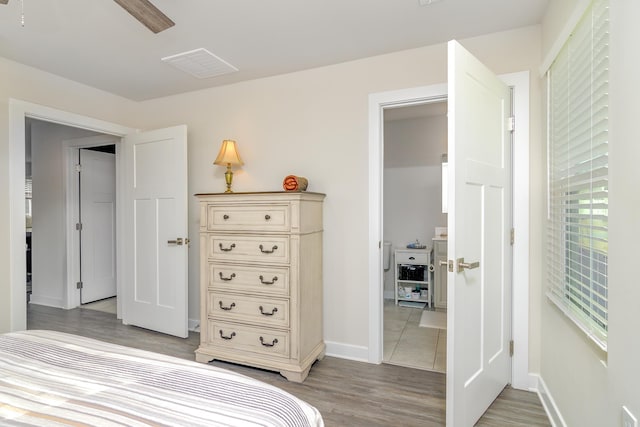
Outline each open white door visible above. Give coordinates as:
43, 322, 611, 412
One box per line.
446, 41, 512, 426
122, 125, 189, 338
79, 148, 116, 304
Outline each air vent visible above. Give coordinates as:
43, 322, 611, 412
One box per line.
161, 48, 238, 79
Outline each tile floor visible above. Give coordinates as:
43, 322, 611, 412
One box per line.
82, 297, 117, 314
383, 299, 446, 373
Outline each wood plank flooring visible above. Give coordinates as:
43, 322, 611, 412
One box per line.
27, 304, 550, 426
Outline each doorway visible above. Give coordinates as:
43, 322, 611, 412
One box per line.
382, 100, 448, 373
367, 71, 532, 391
26, 118, 119, 312
12, 101, 190, 338
9, 99, 134, 331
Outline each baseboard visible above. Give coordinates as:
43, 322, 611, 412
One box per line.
29, 295, 64, 309
325, 340, 369, 362
533, 374, 567, 427
513, 373, 539, 392
527, 373, 539, 391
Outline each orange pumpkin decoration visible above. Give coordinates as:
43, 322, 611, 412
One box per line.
283, 175, 308, 192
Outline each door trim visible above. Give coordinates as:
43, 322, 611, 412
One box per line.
8, 99, 135, 330
367, 71, 531, 390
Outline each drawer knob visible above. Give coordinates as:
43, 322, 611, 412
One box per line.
218, 301, 236, 311
219, 330, 236, 340
259, 244, 278, 254
259, 306, 278, 316
219, 272, 236, 281
259, 336, 279, 347
219, 243, 236, 252
223, 214, 229, 220
259, 275, 278, 285
265, 214, 271, 220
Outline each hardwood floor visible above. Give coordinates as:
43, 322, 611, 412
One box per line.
27, 304, 550, 426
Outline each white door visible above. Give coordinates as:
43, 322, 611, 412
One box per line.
122, 125, 189, 338
446, 40, 512, 426
79, 148, 117, 304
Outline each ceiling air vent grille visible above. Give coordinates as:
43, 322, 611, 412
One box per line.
161, 48, 238, 79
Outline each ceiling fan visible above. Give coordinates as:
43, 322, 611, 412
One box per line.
0, 0, 175, 33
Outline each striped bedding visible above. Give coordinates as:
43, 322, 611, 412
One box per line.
0, 330, 323, 426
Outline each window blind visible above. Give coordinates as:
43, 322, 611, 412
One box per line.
547, 0, 609, 350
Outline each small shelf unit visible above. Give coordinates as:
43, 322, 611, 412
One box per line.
394, 248, 432, 308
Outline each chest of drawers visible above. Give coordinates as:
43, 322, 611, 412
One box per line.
194, 192, 325, 382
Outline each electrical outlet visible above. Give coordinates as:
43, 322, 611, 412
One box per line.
623, 406, 638, 427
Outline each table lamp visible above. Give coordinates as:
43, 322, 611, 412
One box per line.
214, 139, 243, 193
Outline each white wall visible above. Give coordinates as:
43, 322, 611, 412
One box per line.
537, 1, 640, 425
383, 166, 444, 253
132, 25, 542, 358
384, 114, 447, 168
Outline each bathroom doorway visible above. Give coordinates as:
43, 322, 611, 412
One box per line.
382, 100, 448, 373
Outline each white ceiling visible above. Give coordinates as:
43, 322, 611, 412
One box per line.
0, 0, 549, 101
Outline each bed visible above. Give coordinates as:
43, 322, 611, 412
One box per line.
0, 330, 323, 426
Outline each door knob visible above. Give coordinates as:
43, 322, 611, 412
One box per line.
167, 237, 183, 246
457, 257, 479, 273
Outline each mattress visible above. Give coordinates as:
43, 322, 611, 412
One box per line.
0, 330, 323, 426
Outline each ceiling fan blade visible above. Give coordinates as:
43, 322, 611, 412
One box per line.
113, 0, 174, 34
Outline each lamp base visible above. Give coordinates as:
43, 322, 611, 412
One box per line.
224, 165, 234, 193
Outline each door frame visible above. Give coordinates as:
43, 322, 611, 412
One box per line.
64, 137, 120, 310
367, 71, 532, 390
8, 99, 134, 330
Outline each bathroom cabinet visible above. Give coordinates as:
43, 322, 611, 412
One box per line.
394, 248, 431, 307
194, 191, 325, 382
433, 239, 448, 309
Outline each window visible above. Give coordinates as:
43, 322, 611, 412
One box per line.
547, 0, 609, 350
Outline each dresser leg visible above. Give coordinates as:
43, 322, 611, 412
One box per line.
195, 352, 214, 364
280, 365, 311, 383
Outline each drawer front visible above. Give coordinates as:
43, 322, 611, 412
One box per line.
207, 204, 290, 232
209, 235, 289, 264
209, 321, 290, 358
209, 292, 289, 328
396, 251, 430, 265
209, 263, 289, 296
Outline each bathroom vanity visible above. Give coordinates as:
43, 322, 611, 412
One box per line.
394, 248, 432, 307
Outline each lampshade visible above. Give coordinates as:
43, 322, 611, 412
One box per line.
214, 140, 244, 166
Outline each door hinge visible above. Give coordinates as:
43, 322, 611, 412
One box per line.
508, 116, 515, 132
510, 228, 515, 245
509, 340, 514, 357
76, 281, 83, 289
75, 163, 82, 172
76, 223, 83, 231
